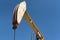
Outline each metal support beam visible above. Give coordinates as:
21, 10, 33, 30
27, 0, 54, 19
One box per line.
24, 11, 44, 40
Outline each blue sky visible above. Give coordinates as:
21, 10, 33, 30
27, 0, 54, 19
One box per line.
0, 0, 60, 40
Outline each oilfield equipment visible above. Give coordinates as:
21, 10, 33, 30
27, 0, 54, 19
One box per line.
12, 1, 44, 40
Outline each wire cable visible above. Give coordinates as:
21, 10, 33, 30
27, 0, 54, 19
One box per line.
31, 31, 34, 40
14, 30, 16, 40
31, 32, 32, 40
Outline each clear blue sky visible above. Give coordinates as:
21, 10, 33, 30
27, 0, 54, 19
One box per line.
0, 0, 60, 40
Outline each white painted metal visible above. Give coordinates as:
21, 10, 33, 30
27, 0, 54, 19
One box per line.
17, 1, 26, 24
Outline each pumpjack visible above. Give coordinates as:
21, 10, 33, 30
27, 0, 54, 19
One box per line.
12, 1, 44, 40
